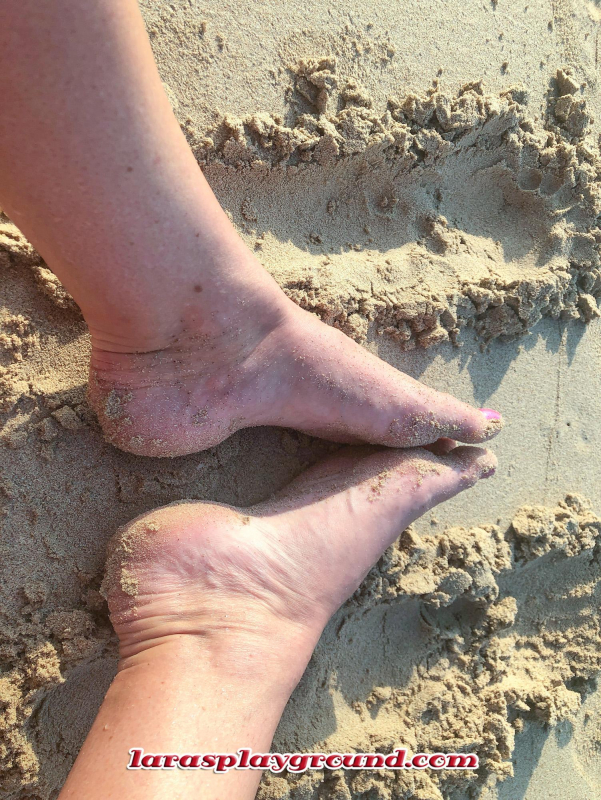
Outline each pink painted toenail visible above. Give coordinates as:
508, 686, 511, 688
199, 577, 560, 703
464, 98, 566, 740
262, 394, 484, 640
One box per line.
479, 408, 502, 421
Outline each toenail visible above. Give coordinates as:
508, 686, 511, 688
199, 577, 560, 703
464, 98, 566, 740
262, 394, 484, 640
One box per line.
479, 408, 502, 421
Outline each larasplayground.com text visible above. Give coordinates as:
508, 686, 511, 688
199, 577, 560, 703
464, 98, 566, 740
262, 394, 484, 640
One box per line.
127, 747, 479, 774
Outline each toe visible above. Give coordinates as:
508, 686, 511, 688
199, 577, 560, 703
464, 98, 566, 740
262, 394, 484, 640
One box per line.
383, 445, 498, 525
445, 445, 498, 482
443, 403, 504, 445
386, 380, 504, 447
268, 444, 498, 615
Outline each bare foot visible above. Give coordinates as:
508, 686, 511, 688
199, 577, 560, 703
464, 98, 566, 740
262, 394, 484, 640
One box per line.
104, 443, 497, 682
88, 250, 503, 457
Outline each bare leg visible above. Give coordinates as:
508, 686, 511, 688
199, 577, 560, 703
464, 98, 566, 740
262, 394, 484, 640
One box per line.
0, 0, 502, 457
59, 442, 496, 799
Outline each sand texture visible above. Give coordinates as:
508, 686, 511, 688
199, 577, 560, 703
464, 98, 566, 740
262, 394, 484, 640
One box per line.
2, 0, 601, 798
203, 70, 601, 350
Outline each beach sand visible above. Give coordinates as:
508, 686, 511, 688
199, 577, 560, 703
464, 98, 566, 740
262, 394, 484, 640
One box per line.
1, 0, 601, 797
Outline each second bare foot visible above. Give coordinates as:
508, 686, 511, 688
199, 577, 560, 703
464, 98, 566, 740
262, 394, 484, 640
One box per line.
104, 442, 497, 680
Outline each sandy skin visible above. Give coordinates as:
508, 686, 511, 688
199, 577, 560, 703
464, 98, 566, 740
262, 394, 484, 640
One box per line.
59, 442, 496, 800
89, 293, 504, 456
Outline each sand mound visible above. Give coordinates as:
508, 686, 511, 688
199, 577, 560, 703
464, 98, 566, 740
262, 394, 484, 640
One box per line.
2, 64, 600, 358
193, 65, 601, 349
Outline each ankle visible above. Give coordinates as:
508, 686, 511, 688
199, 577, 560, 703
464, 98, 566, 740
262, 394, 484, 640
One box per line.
115, 610, 319, 696
84, 246, 293, 358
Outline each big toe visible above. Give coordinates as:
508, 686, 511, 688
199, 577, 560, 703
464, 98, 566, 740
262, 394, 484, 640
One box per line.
267, 443, 498, 614
385, 381, 504, 448
364, 443, 498, 552
377, 444, 498, 526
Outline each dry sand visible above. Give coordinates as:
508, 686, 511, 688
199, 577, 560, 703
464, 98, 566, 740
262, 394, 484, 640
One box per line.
1, 0, 601, 797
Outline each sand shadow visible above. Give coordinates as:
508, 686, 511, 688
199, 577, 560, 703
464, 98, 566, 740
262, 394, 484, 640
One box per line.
493, 720, 550, 800
28, 656, 118, 793
208, 127, 556, 268
201, 71, 599, 362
